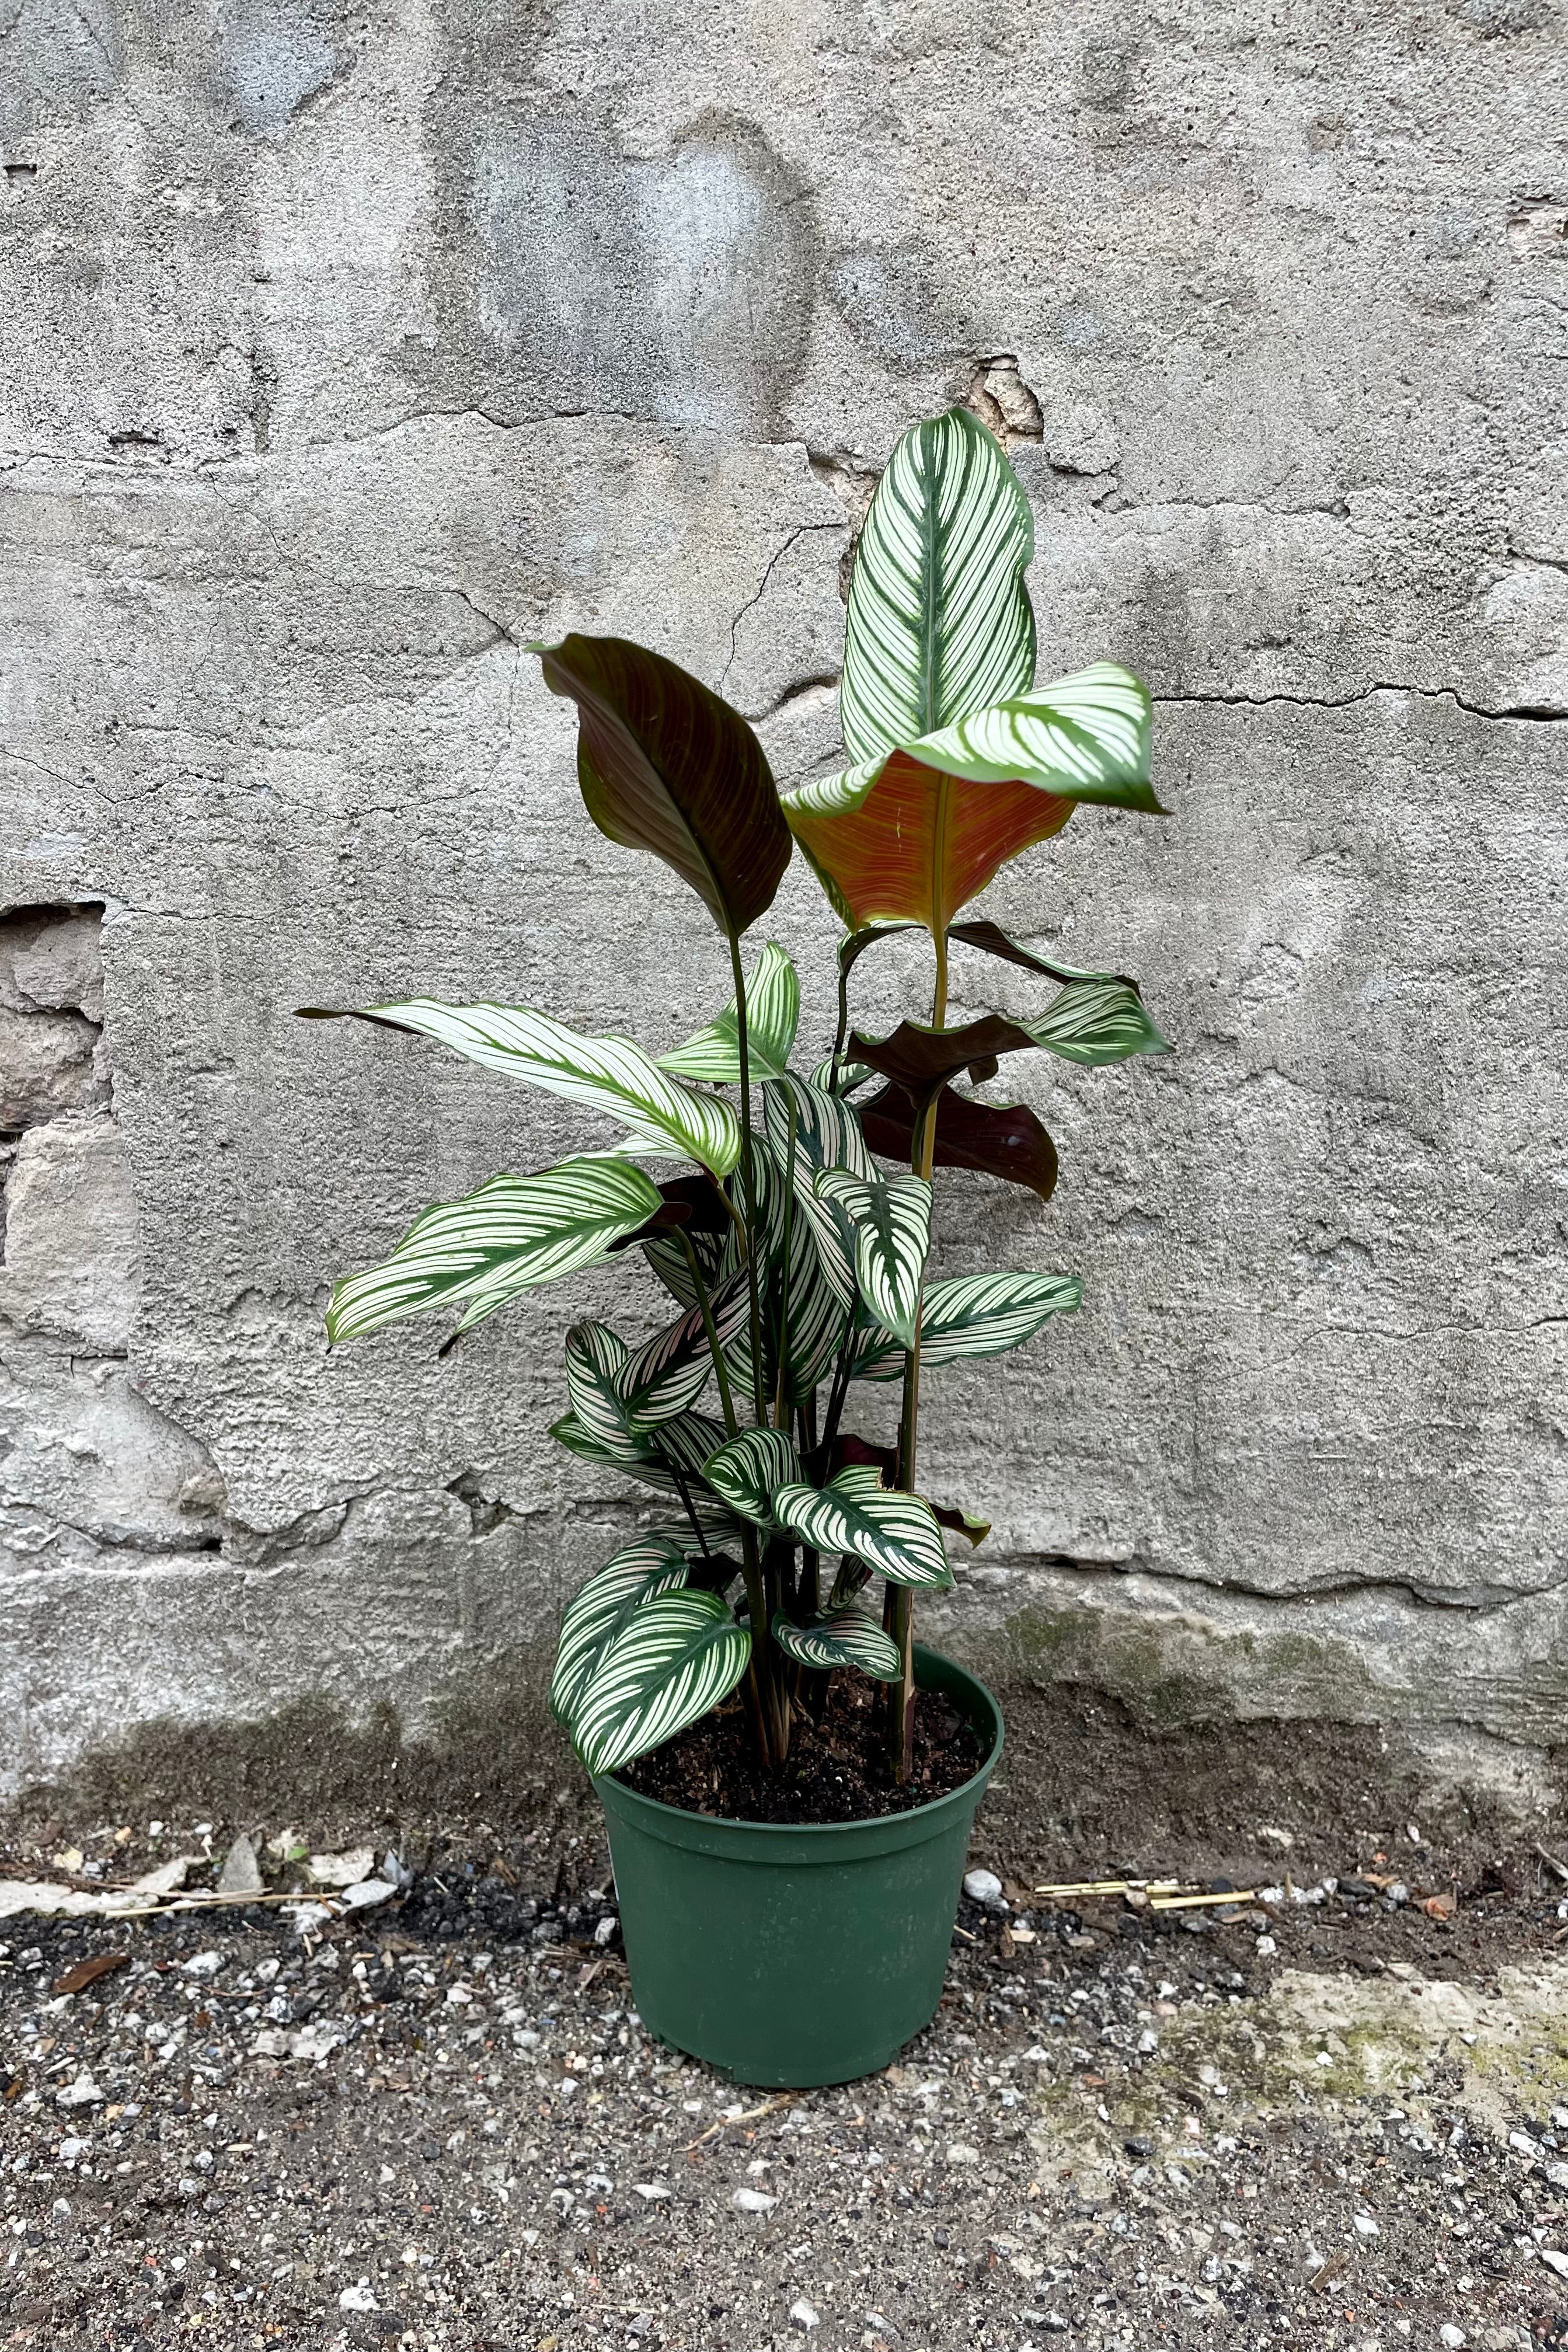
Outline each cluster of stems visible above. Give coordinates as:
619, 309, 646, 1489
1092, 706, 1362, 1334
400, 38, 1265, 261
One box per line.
665, 929, 949, 1786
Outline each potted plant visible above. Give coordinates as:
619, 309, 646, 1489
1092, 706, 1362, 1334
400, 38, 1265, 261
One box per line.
304, 404, 1168, 2086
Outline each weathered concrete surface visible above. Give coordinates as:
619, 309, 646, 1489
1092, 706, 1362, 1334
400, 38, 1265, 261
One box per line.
1, 0, 1564, 1797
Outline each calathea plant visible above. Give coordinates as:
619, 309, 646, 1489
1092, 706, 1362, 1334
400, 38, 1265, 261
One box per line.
305, 405, 1168, 1792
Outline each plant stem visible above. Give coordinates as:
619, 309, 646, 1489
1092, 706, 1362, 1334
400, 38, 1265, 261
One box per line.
677, 1231, 737, 1438
888, 929, 949, 1783
726, 931, 768, 1428
773, 1085, 799, 1430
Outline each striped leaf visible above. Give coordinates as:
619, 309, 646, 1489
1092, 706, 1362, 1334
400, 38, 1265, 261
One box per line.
723, 1132, 852, 1409
565, 1320, 637, 1449
642, 1218, 733, 1311
658, 942, 800, 1086
325, 1156, 663, 1344
571, 1588, 751, 1778
549, 1536, 689, 1726
548, 1416, 749, 1553
783, 665, 1159, 935
766, 1078, 870, 1313
702, 1426, 802, 1531
851, 1270, 1083, 1380
652, 1408, 735, 1492
615, 1273, 750, 1431
772, 1466, 953, 1591
841, 406, 1035, 765
1019, 973, 1170, 1067
550, 1410, 666, 1485
813, 1170, 932, 1348
310, 1000, 743, 1176
533, 633, 791, 940
771, 1607, 901, 1682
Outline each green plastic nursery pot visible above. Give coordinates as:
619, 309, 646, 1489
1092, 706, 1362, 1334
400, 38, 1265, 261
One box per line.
592, 1646, 1003, 2088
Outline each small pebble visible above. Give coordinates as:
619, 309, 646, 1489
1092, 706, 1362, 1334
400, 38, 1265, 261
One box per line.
963, 1869, 1002, 1904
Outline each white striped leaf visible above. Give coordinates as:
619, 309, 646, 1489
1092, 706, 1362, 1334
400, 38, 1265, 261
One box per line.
809, 1057, 877, 1097
550, 1410, 666, 1484
1019, 974, 1170, 1067
771, 1606, 901, 1682
851, 1270, 1084, 1381
764, 1080, 865, 1313
565, 1319, 637, 1449
652, 1408, 734, 1491
724, 1133, 852, 1407
772, 1465, 953, 1590
657, 942, 800, 1086
841, 405, 1035, 764
702, 1426, 802, 1531
572, 1588, 751, 1778
326, 1156, 664, 1344
642, 1219, 733, 1311
813, 1170, 932, 1348
339, 999, 743, 1175
616, 1273, 750, 1431
549, 1536, 689, 1726
789, 664, 1156, 828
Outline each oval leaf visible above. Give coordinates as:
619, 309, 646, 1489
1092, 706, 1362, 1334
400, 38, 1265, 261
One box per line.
534, 633, 790, 940
550, 1536, 690, 1726
771, 1607, 901, 1682
565, 1319, 636, 1450
841, 406, 1035, 764
813, 1170, 932, 1348
326, 1156, 663, 1344
702, 1426, 802, 1530
772, 1465, 952, 1590
851, 1270, 1082, 1380
859, 1081, 1058, 1204
572, 1589, 751, 1778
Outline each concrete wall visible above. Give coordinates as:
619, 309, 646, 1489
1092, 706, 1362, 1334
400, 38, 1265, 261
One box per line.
1, 0, 1564, 1800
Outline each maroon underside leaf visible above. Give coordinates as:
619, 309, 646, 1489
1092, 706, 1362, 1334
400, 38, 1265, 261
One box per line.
534, 632, 791, 940
946, 918, 1131, 988
848, 1013, 1041, 1116
606, 1173, 732, 1255
858, 1081, 1058, 1204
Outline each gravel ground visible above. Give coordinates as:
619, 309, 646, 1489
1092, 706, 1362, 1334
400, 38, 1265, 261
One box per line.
4, 1817, 1568, 2352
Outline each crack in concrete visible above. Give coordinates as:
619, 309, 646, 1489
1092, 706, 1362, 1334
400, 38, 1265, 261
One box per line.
989, 1551, 1560, 1618
719, 522, 843, 691
1154, 685, 1564, 723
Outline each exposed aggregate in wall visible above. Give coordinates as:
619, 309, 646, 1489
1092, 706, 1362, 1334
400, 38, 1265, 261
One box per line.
0, 0, 1564, 1801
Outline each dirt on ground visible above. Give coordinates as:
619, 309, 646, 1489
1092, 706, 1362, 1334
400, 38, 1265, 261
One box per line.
2, 1681, 1566, 2352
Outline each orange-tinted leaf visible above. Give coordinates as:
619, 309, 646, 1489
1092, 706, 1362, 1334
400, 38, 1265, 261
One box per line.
788, 754, 1073, 933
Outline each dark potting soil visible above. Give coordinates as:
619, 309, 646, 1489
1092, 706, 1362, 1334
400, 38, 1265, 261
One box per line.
619, 1673, 983, 1824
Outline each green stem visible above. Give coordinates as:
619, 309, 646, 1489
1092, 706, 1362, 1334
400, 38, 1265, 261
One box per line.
888, 930, 949, 1784
677, 1231, 737, 1438
727, 930, 768, 1426
772, 1085, 799, 1430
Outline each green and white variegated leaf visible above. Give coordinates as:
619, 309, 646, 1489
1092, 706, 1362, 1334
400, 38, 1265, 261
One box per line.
726, 1133, 852, 1406
642, 1219, 733, 1311
851, 1270, 1084, 1381
646, 1511, 752, 1559
572, 1588, 751, 1778
771, 1606, 901, 1682
841, 406, 1035, 765
809, 1057, 877, 1098
657, 942, 800, 1086
766, 1080, 866, 1313
813, 1170, 932, 1349
565, 1319, 637, 1449
652, 1408, 734, 1491
326, 1156, 664, 1344
349, 999, 743, 1175
793, 665, 1155, 829
615, 1273, 750, 1432
772, 1465, 953, 1590
702, 1426, 802, 1531
549, 1536, 689, 1726
1019, 973, 1170, 1067
550, 1409, 665, 1483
